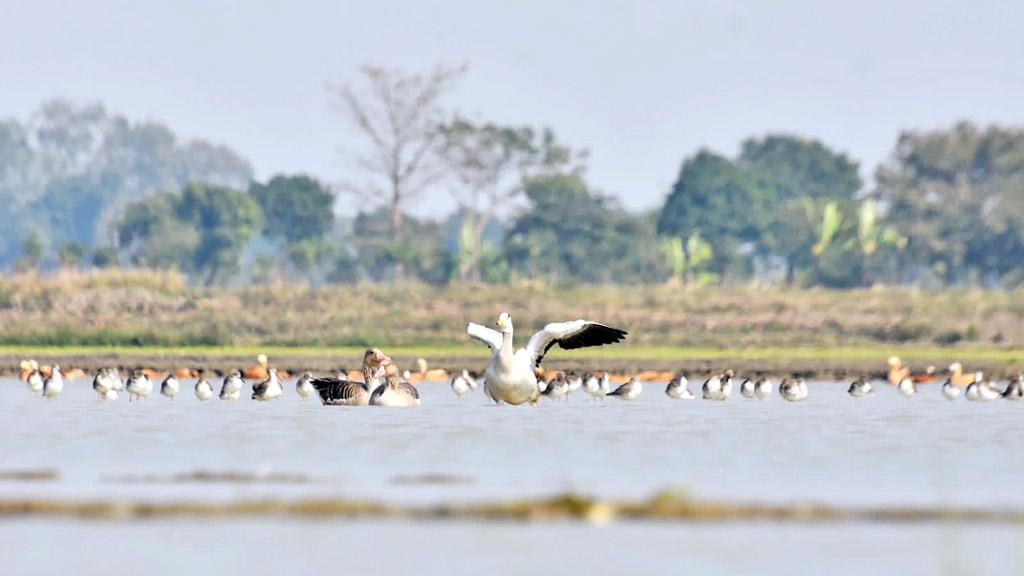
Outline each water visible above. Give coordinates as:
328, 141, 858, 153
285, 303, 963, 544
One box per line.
2, 376, 1022, 574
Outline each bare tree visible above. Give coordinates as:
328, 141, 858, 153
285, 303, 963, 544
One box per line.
330, 65, 465, 241
437, 117, 583, 282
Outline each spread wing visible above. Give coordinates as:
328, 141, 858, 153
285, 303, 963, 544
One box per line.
525, 320, 628, 368
467, 322, 503, 352
310, 377, 367, 405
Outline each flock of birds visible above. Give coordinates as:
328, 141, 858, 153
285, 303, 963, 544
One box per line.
13, 313, 1024, 406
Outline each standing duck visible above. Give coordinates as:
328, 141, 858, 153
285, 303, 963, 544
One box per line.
740, 377, 756, 399
941, 376, 962, 400
754, 377, 772, 400
665, 372, 694, 399
583, 372, 610, 401
161, 375, 180, 399
702, 370, 734, 401
92, 368, 119, 400
369, 357, 420, 407
608, 377, 642, 400
541, 373, 569, 401
848, 377, 873, 398
780, 377, 808, 402
195, 372, 214, 401
42, 365, 64, 399
295, 372, 315, 399
450, 369, 479, 398
310, 348, 388, 406
126, 369, 153, 401
1002, 374, 1023, 400
565, 371, 583, 397
27, 364, 45, 394
219, 370, 245, 400
252, 367, 283, 401
466, 313, 627, 406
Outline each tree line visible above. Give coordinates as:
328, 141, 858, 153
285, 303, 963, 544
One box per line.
2, 68, 1024, 288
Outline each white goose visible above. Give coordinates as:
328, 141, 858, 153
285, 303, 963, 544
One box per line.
42, 365, 64, 399
467, 313, 627, 406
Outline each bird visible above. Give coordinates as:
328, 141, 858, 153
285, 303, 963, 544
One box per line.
966, 372, 1000, 402
450, 369, 479, 398
369, 357, 420, 407
581, 372, 603, 401
779, 377, 808, 402
848, 377, 873, 398
252, 367, 283, 401
703, 370, 734, 401
753, 377, 772, 400
608, 377, 642, 400
540, 373, 569, 401
565, 371, 583, 397
466, 312, 627, 406
912, 366, 937, 384
665, 372, 694, 399
194, 373, 214, 401
740, 377, 756, 399
946, 362, 976, 387
1002, 374, 1023, 400
126, 369, 153, 401
42, 365, 64, 399
26, 364, 44, 394
92, 368, 119, 400
310, 348, 389, 406
219, 370, 245, 400
295, 372, 315, 399
160, 375, 180, 399
897, 376, 916, 396
941, 377, 962, 400
886, 356, 910, 386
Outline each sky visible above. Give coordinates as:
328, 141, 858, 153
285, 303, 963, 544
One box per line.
1, 0, 1023, 216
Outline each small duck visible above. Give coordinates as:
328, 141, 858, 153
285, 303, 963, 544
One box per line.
126, 369, 153, 401
848, 377, 873, 398
42, 365, 64, 399
665, 372, 694, 399
92, 368, 119, 400
1002, 374, 1023, 400
946, 362, 975, 387
740, 377, 756, 399
252, 368, 284, 401
220, 370, 245, 400
779, 377, 808, 402
27, 364, 44, 394
194, 373, 214, 401
450, 369, 479, 398
753, 377, 772, 400
703, 370, 733, 401
295, 371, 315, 399
608, 377, 642, 400
541, 373, 569, 401
582, 372, 601, 400
565, 371, 583, 396
897, 376, 916, 397
941, 377, 962, 401
160, 375, 180, 399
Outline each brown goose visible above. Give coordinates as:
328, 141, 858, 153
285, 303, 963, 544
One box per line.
311, 348, 388, 406
369, 357, 420, 407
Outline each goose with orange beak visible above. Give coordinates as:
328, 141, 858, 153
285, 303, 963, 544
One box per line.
467, 312, 627, 406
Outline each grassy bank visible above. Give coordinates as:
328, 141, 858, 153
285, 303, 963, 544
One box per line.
2, 270, 1023, 351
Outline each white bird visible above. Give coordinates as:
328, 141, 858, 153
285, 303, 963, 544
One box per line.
295, 372, 315, 399
608, 377, 642, 400
160, 375, 180, 399
540, 373, 569, 401
450, 369, 479, 397
108, 368, 124, 392
42, 365, 64, 399
1003, 374, 1023, 400
369, 358, 420, 407
754, 377, 772, 400
252, 368, 284, 401
740, 377, 756, 399
195, 375, 214, 401
126, 369, 153, 401
219, 370, 245, 400
780, 377, 808, 402
703, 370, 734, 401
942, 378, 961, 401
467, 313, 627, 406
897, 376, 916, 397
848, 377, 873, 398
26, 368, 44, 394
665, 372, 694, 399
92, 368, 120, 400
966, 372, 1000, 402
565, 371, 583, 397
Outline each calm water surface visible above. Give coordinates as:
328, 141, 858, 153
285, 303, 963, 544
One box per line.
1, 375, 1022, 574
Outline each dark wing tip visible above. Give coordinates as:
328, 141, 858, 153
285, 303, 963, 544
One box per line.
557, 323, 628, 351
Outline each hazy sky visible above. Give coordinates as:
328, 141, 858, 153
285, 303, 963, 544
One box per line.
2, 0, 1022, 215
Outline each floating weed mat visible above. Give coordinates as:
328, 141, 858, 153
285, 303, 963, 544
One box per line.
1, 492, 1022, 524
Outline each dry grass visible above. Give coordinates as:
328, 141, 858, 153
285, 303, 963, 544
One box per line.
1, 270, 1022, 349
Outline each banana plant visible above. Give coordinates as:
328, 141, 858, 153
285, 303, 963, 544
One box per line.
812, 201, 842, 256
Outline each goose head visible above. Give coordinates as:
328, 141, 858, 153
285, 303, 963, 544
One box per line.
496, 312, 513, 334
363, 348, 387, 368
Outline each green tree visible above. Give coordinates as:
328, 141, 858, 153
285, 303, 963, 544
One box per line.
249, 175, 336, 272
737, 135, 862, 284
874, 121, 1024, 285
176, 183, 263, 285
657, 151, 767, 279
437, 117, 583, 281
57, 241, 86, 269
